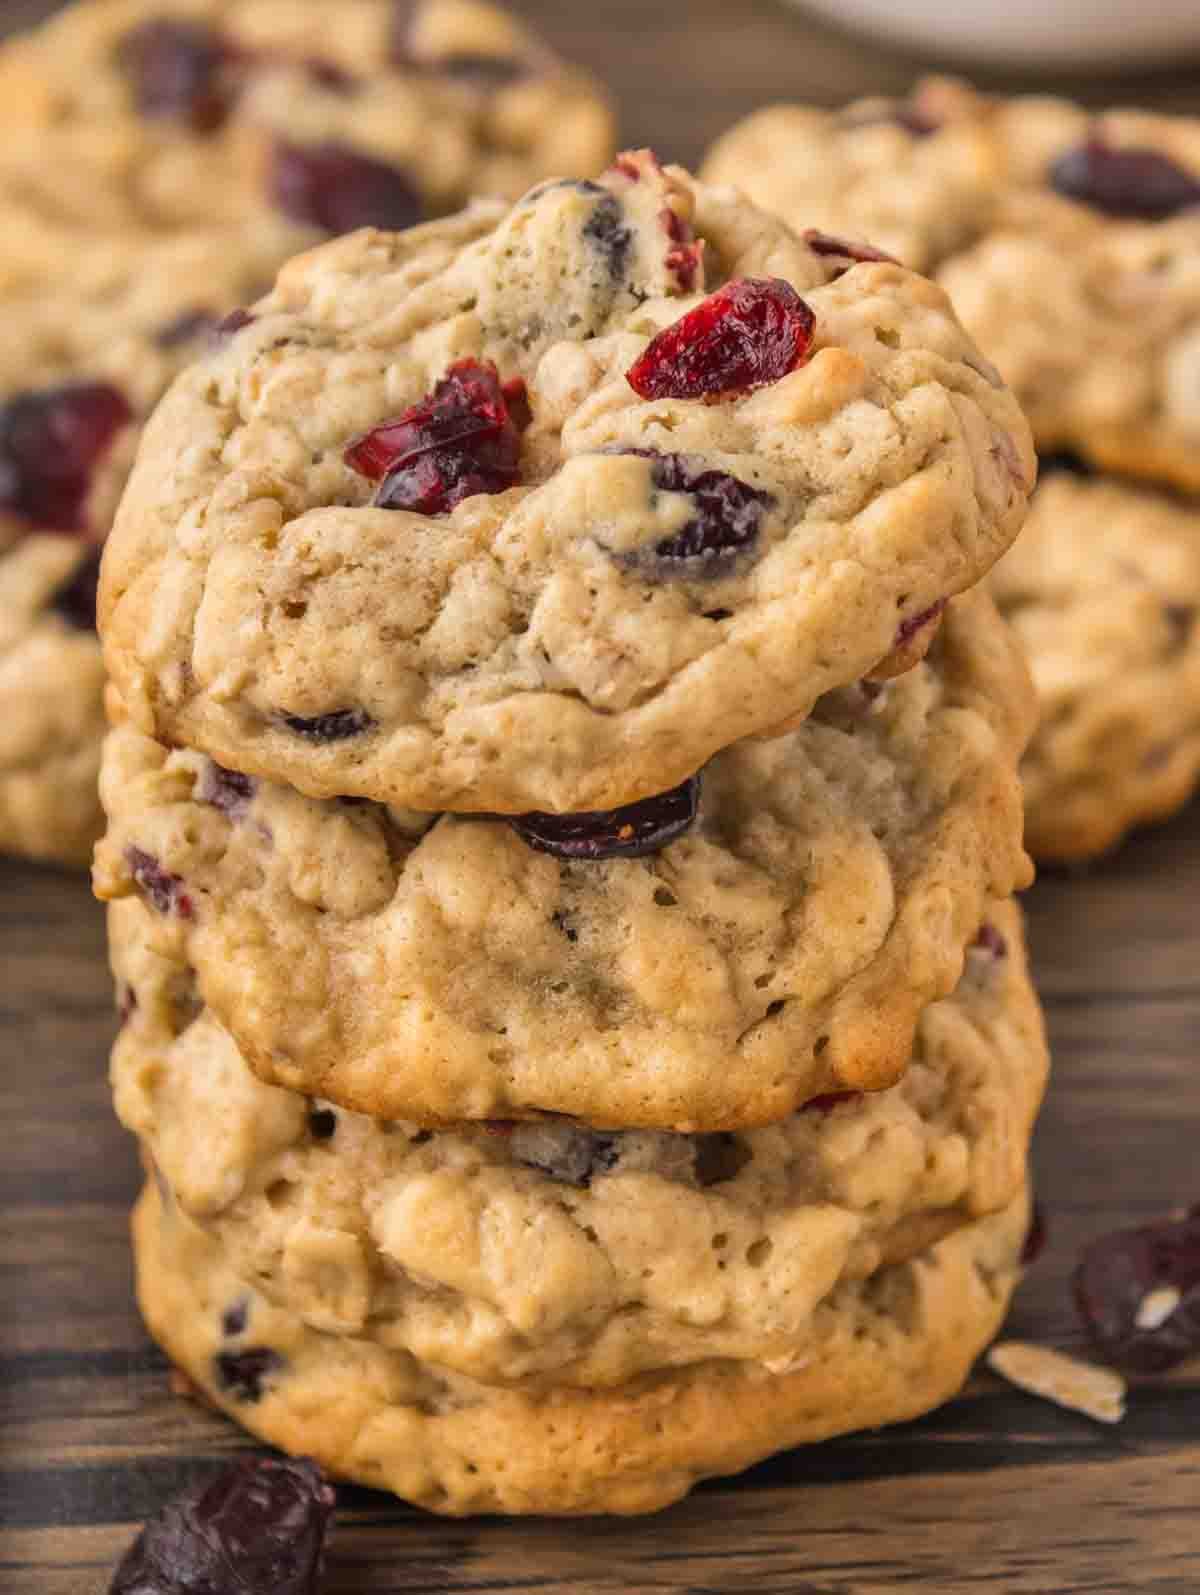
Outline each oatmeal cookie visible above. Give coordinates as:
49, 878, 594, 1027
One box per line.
99, 151, 1035, 814
941, 98, 1200, 493
132, 1172, 1030, 1515
702, 77, 1003, 273
991, 471, 1200, 861
110, 891, 1045, 1388
95, 589, 1034, 1129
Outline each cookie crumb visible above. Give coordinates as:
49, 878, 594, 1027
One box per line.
987, 1340, 1126, 1424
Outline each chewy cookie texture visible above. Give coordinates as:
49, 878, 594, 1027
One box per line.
111, 893, 1047, 1387
95, 588, 1034, 1129
99, 149, 1035, 815
89, 142, 1046, 1511
0, 0, 614, 867
133, 1173, 1031, 1516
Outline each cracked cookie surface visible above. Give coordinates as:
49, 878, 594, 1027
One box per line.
99, 151, 1035, 815
110, 894, 1045, 1387
95, 589, 1034, 1129
991, 471, 1200, 861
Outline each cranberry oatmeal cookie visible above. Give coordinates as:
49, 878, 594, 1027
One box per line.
991, 470, 1200, 862
99, 151, 1036, 815
0, 0, 613, 243
95, 588, 1034, 1128
132, 1171, 1031, 1514
110, 891, 1045, 1388
702, 78, 1003, 274
0, 229, 300, 865
940, 100, 1200, 493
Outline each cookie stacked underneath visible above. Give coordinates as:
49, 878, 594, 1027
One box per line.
94, 150, 1047, 1513
707, 85, 1200, 861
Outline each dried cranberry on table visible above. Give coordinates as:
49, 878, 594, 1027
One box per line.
108, 1455, 335, 1595
1073, 1208, 1200, 1373
345, 359, 528, 515
626, 278, 815, 401
509, 774, 701, 861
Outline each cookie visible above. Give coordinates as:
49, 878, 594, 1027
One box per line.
110, 889, 1045, 1387
702, 77, 1003, 274
990, 471, 1200, 861
133, 1172, 1030, 1515
939, 100, 1200, 494
0, 228, 306, 865
95, 587, 1034, 1129
99, 150, 1036, 815
0, 0, 614, 242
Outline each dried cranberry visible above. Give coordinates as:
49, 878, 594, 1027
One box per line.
0, 382, 132, 534
894, 597, 947, 650
196, 759, 256, 818
582, 192, 633, 283
431, 53, 527, 86
270, 138, 423, 235
126, 847, 193, 919
971, 921, 1008, 959
802, 1091, 864, 1115
275, 708, 374, 742
221, 1301, 248, 1338
1074, 1210, 1200, 1374
345, 359, 527, 515
308, 1107, 337, 1140
1050, 139, 1200, 220
1021, 1202, 1048, 1266
155, 307, 219, 349
693, 1132, 751, 1187
613, 450, 773, 578
626, 278, 815, 402
509, 774, 700, 861
117, 18, 235, 132
214, 1346, 284, 1403
661, 206, 703, 292
509, 1123, 619, 1186
108, 1455, 334, 1595
49, 546, 103, 631
213, 308, 256, 342
804, 228, 898, 269
1164, 603, 1196, 649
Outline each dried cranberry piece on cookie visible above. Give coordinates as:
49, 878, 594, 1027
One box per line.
626, 278, 815, 401
270, 139, 423, 234
346, 358, 527, 514
1050, 139, 1200, 220
0, 382, 132, 534
614, 450, 773, 578
510, 775, 700, 860
117, 17, 235, 131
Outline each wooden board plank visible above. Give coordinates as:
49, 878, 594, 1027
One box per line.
3, 1, 1200, 1587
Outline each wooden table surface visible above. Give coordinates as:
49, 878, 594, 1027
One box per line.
3, 2, 1200, 1590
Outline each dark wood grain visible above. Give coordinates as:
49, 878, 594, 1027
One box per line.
3, 1, 1200, 1588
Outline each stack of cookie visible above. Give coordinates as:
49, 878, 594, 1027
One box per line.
0, 0, 612, 865
95, 150, 1047, 1514
708, 83, 1200, 862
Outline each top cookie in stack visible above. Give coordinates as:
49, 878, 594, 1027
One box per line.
100, 151, 1033, 815
708, 85, 1200, 860
0, 0, 614, 866
97, 150, 1036, 1129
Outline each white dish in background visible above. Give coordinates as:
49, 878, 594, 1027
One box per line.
788, 0, 1200, 70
